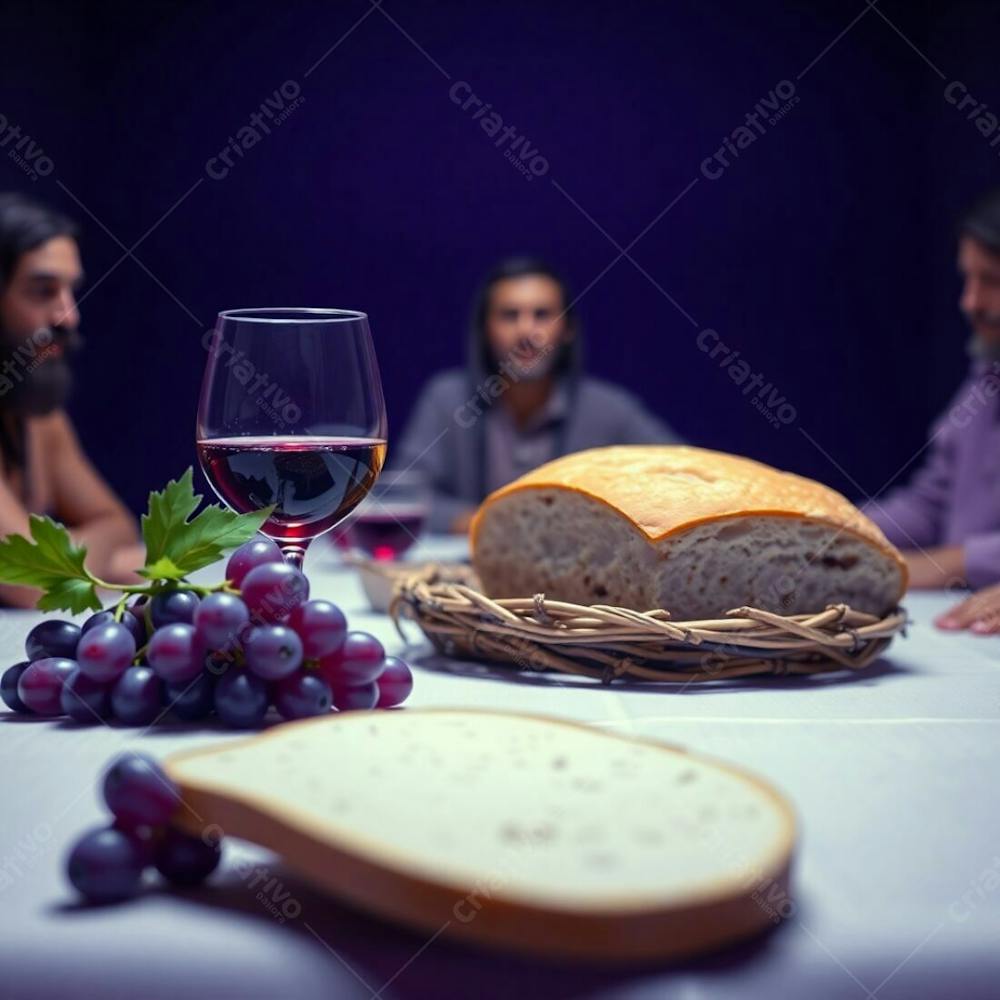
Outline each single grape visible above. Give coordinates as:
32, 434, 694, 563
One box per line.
102, 753, 180, 827
194, 592, 249, 649
25, 619, 81, 661
76, 621, 136, 683
244, 625, 303, 680
331, 682, 379, 712
84, 609, 146, 647
287, 600, 347, 659
154, 824, 221, 886
273, 671, 332, 720
110, 666, 164, 727
318, 631, 385, 687
226, 536, 283, 588
1, 661, 33, 713
150, 589, 200, 628
240, 563, 309, 623
147, 624, 201, 683
164, 673, 215, 721
66, 826, 146, 903
213, 670, 269, 728
60, 668, 112, 723
81, 610, 114, 633
17, 657, 76, 715
376, 657, 414, 708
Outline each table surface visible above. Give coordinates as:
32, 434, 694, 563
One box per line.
1, 536, 997, 1000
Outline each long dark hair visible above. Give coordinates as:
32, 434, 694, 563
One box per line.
0, 193, 78, 292
0, 193, 79, 478
469, 256, 581, 377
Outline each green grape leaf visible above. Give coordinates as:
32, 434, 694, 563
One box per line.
140, 468, 274, 579
0, 515, 102, 613
139, 555, 187, 582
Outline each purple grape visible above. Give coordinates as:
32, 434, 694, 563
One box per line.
331, 681, 379, 712
154, 825, 221, 886
213, 670, 269, 728
102, 753, 180, 827
150, 589, 200, 628
76, 622, 136, 683
17, 657, 76, 715
194, 592, 249, 649
66, 826, 146, 903
147, 624, 202, 683
376, 657, 414, 708
1, 661, 33, 713
287, 600, 347, 659
60, 668, 112, 723
274, 671, 332, 720
25, 619, 81, 660
226, 536, 283, 588
82, 610, 115, 633
240, 563, 309, 623
84, 609, 146, 647
164, 673, 215, 721
244, 625, 303, 680
318, 632, 385, 687
110, 666, 164, 727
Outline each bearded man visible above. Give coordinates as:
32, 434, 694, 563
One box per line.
0, 193, 142, 606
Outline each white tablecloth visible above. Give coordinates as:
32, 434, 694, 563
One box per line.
1, 537, 997, 999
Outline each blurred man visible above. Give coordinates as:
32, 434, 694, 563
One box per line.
867, 189, 1000, 594
0, 193, 143, 606
397, 257, 681, 533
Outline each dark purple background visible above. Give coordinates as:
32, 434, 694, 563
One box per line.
1, 0, 995, 513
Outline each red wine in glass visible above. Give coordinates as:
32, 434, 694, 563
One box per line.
345, 507, 427, 561
197, 436, 387, 542
196, 308, 388, 568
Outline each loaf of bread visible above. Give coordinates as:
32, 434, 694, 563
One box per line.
166, 708, 796, 961
471, 445, 906, 619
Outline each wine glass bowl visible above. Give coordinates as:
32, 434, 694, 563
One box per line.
343, 468, 430, 561
196, 308, 387, 568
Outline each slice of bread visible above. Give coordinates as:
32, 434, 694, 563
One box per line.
471, 445, 907, 619
165, 709, 796, 962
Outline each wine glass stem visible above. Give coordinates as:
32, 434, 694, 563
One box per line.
280, 542, 309, 570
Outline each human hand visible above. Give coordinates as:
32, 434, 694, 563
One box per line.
935, 582, 1000, 634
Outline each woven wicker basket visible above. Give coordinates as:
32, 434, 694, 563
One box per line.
389, 565, 908, 684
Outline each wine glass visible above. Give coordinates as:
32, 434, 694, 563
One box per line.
343, 467, 431, 561
196, 308, 387, 569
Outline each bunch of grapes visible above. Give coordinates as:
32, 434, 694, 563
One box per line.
66, 753, 221, 903
0, 537, 414, 729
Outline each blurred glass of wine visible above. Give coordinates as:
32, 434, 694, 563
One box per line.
344, 468, 430, 561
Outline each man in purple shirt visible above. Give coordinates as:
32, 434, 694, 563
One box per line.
867, 189, 1000, 599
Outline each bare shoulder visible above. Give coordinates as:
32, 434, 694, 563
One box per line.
32, 409, 78, 456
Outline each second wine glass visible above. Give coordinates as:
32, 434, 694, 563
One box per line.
196, 307, 387, 569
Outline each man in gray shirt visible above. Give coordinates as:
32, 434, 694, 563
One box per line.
396, 257, 680, 533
